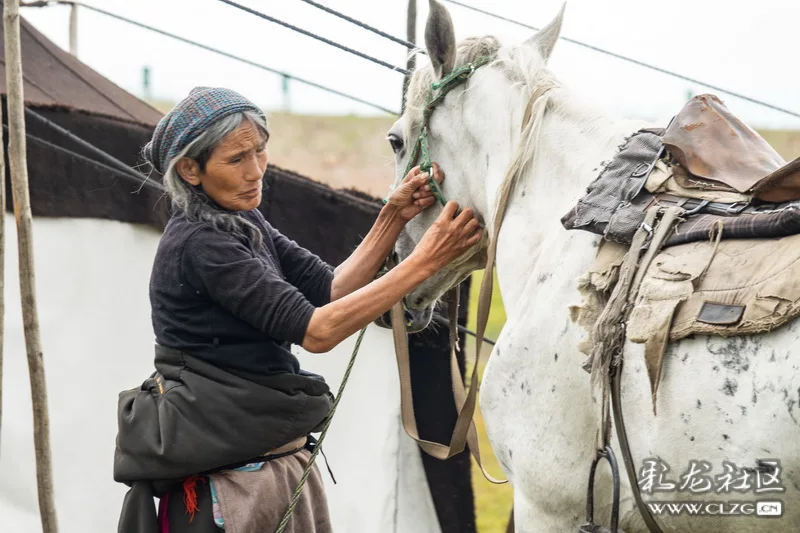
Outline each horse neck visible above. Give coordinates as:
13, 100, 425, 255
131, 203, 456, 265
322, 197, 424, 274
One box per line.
491, 86, 650, 311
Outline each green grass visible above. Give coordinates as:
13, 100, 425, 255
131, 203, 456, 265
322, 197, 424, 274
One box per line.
465, 269, 513, 533
466, 269, 507, 351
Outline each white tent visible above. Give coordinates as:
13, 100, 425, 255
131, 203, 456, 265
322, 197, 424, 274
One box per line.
0, 215, 439, 533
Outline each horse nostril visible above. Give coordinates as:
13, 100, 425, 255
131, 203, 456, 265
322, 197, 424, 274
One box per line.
414, 297, 424, 306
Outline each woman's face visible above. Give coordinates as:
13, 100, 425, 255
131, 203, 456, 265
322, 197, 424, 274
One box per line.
177, 119, 269, 211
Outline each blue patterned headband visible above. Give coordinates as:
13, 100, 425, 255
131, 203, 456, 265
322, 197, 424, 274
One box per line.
143, 86, 267, 175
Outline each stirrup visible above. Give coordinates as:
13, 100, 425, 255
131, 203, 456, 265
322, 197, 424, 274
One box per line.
578, 446, 625, 533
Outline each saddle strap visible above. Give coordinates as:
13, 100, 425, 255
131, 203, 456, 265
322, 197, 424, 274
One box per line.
611, 365, 664, 533
605, 208, 686, 533
390, 298, 506, 484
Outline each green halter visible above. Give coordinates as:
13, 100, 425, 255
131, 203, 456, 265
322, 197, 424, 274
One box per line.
392, 55, 495, 207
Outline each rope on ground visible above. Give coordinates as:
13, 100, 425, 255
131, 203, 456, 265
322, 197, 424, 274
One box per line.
299, 0, 424, 54
274, 326, 369, 533
23, 107, 163, 192
46, 2, 399, 115
216, 0, 409, 75
442, 0, 800, 119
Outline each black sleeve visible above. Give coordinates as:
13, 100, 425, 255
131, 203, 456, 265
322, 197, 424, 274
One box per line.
181, 226, 317, 345
266, 223, 334, 308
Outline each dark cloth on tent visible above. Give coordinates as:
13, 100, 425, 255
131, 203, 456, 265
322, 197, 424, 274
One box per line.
150, 207, 334, 376
115, 346, 333, 533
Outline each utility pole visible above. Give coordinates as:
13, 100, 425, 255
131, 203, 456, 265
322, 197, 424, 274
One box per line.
401, 0, 416, 113
3, 1, 58, 532
142, 66, 152, 101
282, 73, 290, 113
68, 1, 77, 56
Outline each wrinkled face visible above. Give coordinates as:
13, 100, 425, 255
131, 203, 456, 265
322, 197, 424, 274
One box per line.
178, 120, 269, 211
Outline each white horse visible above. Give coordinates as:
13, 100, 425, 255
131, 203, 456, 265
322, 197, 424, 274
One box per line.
386, 2, 800, 531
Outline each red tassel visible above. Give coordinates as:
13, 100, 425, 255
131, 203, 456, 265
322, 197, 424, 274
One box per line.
182, 476, 206, 523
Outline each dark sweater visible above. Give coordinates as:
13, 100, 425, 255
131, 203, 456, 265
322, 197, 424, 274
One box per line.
150, 208, 334, 375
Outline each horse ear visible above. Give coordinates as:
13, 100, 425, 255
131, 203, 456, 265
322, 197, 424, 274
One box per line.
525, 3, 566, 62
425, 0, 456, 79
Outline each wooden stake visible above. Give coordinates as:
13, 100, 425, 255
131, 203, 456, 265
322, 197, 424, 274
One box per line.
68, 2, 77, 57
401, 0, 417, 113
0, 39, 5, 450
3, 1, 58, 532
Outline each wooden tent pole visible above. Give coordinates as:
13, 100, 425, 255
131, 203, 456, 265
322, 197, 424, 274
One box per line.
68, 2, 77, 57
401, 0, 416, 113
3, 1, 58, 532
0, 29, 4, 451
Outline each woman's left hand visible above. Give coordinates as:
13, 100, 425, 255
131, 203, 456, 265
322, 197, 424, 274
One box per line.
386, 163, 446, 222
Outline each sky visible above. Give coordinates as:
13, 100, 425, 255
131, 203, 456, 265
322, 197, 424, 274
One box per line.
20, 0, 800, 129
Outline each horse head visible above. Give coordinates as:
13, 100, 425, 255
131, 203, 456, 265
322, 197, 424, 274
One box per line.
384, 0, 566, 332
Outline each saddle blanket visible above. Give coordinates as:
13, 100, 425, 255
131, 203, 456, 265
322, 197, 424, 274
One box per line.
576, 231, 800, 406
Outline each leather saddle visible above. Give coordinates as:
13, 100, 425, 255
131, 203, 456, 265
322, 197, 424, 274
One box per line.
663, 93, 800, 202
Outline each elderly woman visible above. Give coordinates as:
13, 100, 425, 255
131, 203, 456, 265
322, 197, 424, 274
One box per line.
114, 87, 482, 533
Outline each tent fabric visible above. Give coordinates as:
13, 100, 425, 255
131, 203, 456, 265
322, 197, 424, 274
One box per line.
0, 13, 163, 125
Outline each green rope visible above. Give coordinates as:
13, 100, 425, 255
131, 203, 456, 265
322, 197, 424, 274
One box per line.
400, 55, 495, 208
274, 326, 368, 533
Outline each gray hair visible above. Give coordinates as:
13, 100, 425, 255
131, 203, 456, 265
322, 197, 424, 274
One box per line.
161, 111, 269, 247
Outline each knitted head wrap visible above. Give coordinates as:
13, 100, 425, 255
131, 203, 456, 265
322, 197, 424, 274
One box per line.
143, 86, 267, 175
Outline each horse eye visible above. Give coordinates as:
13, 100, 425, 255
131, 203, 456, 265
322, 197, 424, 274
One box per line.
387, 134, 404, 154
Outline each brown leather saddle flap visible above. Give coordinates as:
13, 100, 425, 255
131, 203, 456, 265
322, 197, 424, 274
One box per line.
752, 156, 800, 202
662, 94, 786, 193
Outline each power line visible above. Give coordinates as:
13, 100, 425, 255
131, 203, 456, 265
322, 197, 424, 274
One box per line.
42, 1, 399, 115
28, 0, 798, 119
441, 0, 800, 119
215, 0, 409, 75
299, 0, 424, 54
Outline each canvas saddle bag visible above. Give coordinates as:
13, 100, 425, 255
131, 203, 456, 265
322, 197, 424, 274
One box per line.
577, 233, 800, 410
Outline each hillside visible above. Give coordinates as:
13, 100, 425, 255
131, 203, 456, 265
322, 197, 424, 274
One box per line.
265, 114, 800, 200
148, 105, 800, 201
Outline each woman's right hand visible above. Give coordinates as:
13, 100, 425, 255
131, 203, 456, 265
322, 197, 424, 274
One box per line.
412, 201, 483, 272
